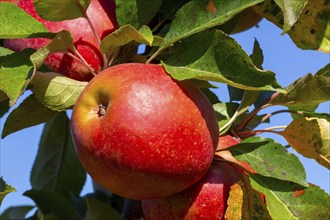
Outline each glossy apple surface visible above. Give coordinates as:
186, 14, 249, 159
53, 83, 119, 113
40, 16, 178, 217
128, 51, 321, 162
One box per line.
4, 0, 117, 81
141, 161, 241, 220
71, 63, 219, 199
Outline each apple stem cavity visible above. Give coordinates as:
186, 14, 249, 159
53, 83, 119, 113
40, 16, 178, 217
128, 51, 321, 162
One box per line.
98, 104, 107, 117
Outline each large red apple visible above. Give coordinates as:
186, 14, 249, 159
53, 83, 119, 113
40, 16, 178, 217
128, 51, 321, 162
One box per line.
141, 161, 241, 220
4, 0, 117, 81
71, 63, 219, 199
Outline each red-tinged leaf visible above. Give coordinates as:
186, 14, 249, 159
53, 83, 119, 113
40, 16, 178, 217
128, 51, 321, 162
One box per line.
281, 117, 330, 169
225, 175, 271, 219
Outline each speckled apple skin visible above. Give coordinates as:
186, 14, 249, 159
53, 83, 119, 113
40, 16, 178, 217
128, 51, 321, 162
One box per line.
71, 63, 219, 199
4, 0, 117, 81
142, 161, 241, 220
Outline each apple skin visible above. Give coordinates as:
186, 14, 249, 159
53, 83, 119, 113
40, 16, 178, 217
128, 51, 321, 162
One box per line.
141, 161, 241, 220
71, 63, 219, 200
4, 0, 117, 81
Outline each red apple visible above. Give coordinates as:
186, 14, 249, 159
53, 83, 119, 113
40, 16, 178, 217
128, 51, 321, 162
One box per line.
4, 0, 117, 81
141, 161, 241, 220
71, 63, 219, 199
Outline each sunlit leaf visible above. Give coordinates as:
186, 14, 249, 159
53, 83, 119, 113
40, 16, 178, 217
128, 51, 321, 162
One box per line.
31, 71, 87, 111
160, 0, 263, 49
0, 206, 35, 220
0, 178, 16, 205
274, 0, 308, 33
0, 49, 34, 106
230, 137, 308, 187
250, 175, 330, 219
254, 0, 330, 53
115, 0, 163, 29
225, 175, 271, 219
101, 25, 154, 54
1, 94, 57, 138
0, 2, 49, 39
33, 0, 91, 21
30, 112, 86, 196
24, 189, 76, 220
282, 117, 330, 169
270, 72, 330, 114
84, 198, 123, 220
162, 30, 284, 92
30, 30, 74, 69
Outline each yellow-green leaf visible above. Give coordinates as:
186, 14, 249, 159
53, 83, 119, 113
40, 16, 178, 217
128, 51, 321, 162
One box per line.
225, 176, 271, 219
282, 117, 330, 169
0, 178, 16, 205
254, 0, 330, 53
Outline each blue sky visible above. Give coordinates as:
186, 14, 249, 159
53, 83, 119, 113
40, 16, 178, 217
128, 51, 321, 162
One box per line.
1, 19, 329, 213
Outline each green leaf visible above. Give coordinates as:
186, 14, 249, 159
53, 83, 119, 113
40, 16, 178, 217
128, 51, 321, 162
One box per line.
0, 47, 14, 56
1, 94, 57, 138
250, 175, 330, 219
31, 71, 88, 111
274, 0, 308, 33
281, 117, 330, 169
0, 98, 10, 118
0, 49, 34, 106
33, 0, 91, 21
250, 38, 264, 69
315, 63, 330, 77
254, 0, 330, 53
160, 0, 263, 49
24, 189, 76, 220
230, 137, 308, 187
0, 178, 16, 205
115, 0, 163, 29
0, 2, 49, 39
0, 206, 35, 220
30, 30, 75, 69
84, 198, 123, 220
100, 25, 154, 54
162, 30, 283, 92
213, 102, 239, 134
30, 112, 86, 196
270, 72, 330, 113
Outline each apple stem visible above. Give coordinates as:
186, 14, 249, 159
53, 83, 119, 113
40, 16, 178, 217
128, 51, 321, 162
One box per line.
146, 48, 162, 64
74, 0, 108, 70
236, 126, 285, 138
236, 92, 280, 131
98, 104, 107, 117
219, 110, 239, 133
259, 109, 306, 124
66, 51, 97, 76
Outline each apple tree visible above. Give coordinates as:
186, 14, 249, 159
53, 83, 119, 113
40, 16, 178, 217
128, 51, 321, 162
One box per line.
1, 0, 329, 219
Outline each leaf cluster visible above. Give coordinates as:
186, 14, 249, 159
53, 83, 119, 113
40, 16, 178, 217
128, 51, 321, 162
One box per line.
0, 0, 329, 219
